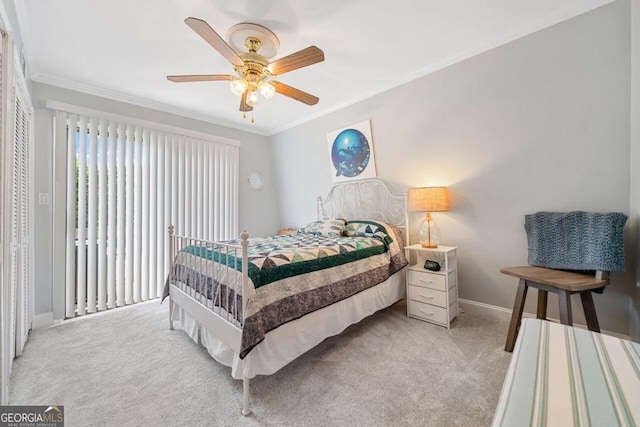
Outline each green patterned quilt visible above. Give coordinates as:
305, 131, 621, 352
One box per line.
182, 232, 388, 289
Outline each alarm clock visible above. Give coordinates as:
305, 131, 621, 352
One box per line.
423, 260, 441, 272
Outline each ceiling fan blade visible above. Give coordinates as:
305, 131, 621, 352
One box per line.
240, 91, 253, 112
167, 74, 234, 83
184, 17, 244, 67
267, 46, 324, 76
272, 81, 319, 105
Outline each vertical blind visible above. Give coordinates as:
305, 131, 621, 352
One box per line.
56, 111, 239, 318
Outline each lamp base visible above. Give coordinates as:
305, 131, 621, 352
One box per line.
418, 213, 442, 249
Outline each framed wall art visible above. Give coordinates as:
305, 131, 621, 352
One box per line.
326, 120, 377, 183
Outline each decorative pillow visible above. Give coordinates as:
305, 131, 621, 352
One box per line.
344, 220, 393, 245
298, 218, 347, 237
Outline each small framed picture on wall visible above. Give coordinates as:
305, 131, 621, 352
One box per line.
326, 119, 377, 183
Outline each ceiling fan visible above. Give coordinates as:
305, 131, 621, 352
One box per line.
167, 17, 325, 122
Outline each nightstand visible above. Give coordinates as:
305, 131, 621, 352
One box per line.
404, 245, 458, 328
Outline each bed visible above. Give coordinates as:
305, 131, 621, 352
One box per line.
492, 318, 640, 426
163, 179, 408, 415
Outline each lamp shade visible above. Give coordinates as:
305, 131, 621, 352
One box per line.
407, 187, 450, 212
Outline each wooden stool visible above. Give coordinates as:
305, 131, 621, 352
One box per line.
501, 266, 608, 352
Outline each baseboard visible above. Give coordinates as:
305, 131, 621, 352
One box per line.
32, 312, 53, 329
458, 298, 513, 321
458, 298, 631, 341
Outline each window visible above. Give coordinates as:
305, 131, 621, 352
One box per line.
54, 109, 239, 317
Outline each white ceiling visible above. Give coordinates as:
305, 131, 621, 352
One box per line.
14, 0, 613, 136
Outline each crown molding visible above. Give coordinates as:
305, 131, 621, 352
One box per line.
30, 73, 272, 136
266, 0, 615, 135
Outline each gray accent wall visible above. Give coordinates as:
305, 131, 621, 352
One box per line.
31, 82, 280, 319
270, 1, 633, 334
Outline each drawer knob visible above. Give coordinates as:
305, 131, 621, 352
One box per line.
420, 294, 434, 300
419, 279, 433, 284
420, 309, 435, 316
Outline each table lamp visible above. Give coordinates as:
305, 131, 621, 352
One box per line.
407, 187, 450, 248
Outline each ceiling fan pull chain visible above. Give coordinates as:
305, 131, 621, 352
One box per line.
251, 112, 255, 123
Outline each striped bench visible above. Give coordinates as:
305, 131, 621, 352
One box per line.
492, 318, 640, 426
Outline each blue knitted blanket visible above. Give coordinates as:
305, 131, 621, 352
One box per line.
524, 211, 627, 272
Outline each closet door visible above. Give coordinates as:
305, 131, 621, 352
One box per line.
0, 26, 11, 405
12, 89, 32, 357
0, 25, 33, 405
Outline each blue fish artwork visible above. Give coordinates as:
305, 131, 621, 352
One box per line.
331, 128, 370, 178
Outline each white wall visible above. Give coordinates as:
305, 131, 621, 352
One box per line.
31, 82, 281, 319
270, 1, 633, 334
631, 0, 640, 340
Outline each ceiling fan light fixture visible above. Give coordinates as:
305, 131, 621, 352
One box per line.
229, 78, 247, 97
259, 82, 276, 100
246, 90, 259, 106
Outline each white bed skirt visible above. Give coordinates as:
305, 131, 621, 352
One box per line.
171, 270, 406, 379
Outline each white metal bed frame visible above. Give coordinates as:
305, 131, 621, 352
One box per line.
166, 178, 406, 415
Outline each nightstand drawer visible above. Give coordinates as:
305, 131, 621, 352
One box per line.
407, 270, 446, 291
408, 300, 448, 325
408, 285, 447, 307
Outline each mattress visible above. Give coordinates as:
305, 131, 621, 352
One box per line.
492, 318, 640, 426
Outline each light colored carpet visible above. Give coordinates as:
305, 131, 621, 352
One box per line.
10, 300, 511, 427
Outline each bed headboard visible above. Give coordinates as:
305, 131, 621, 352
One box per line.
316, 179, 406, 228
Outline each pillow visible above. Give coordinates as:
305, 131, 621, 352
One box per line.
344, 220, 393, 245
298, 218, 347, 237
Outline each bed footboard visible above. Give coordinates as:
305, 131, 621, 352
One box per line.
167, 225, 249, 326
166, 225, 252, 415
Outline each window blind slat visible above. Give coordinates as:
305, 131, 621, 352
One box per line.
223, 148, 230, 239
106, 120, 117, 309
97, 119, 108, 311
148, 130, 157, 300
197, 140, 203, 239
190, 138, 197, 238
65, 113, 77, 317
141, 128, 150, 302
155, 132, 165, 298
87, 118, 98, 313
178, 136, 186, 236
202, 141, 209, 241
116, 122, 126, 307
214, 144, 221, 241
125, 124, 134, 305
76, 116, 88, 316
232, 147, 239, 235
171, 135, 178, 238
207, 142, 214, 241
133, 126, 142, 303
162, 134, 172, 294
